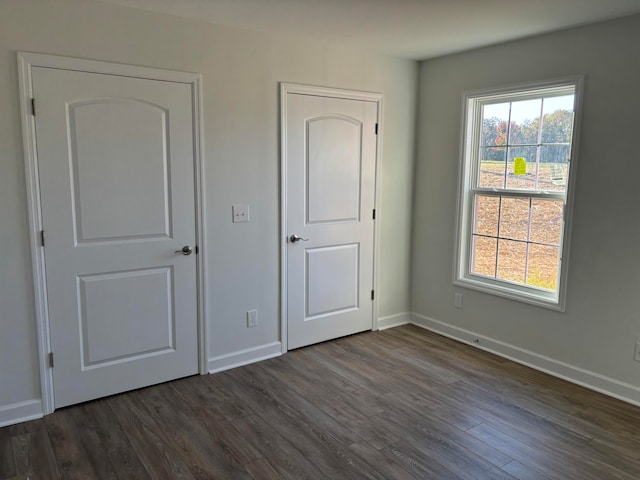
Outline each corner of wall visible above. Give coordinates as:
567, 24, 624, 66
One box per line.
377, 312, 412, 330
409, 312, 640, 407
207, 341, 282, 374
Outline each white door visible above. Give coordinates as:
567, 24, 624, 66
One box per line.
285, 90, 379, 350
32, 66, 198, 408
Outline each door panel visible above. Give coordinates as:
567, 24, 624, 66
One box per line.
70, 99, 171, 242
306, 244, 359, 317
32, 67, 198, 408
307, 116, 362, 223
78, 267, 174, 367
286, 92, 378, 350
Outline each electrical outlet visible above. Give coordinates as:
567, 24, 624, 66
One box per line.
232, 204, 250, 223
634, 341, 640, 363
247, 309, 258, 328
454, 293, 463, 309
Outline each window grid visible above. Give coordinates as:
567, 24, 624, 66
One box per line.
480, 142, 571, 147
473, 232, 559, 249
524, 196, 534, 285
471, 194, 561, 291
468, 93, 572, 292
533, 99, 544, 191
493, 196, 502, 277
477, 98, 572, 193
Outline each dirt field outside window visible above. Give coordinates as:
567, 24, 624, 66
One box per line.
471, 161, 566, 290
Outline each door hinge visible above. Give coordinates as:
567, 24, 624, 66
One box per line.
31, 98, 36, 116
375, 123, 378, 135
371, 290, 375, 300
48, 352, 54, 368
372, 209, 376, 220
40, 230, 45, 247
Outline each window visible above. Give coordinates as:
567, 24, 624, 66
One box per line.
455, 78, 582, 309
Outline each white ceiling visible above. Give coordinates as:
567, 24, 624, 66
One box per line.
98, 0, 640, 60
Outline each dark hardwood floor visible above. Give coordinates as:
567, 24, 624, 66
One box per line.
2, 324, 640, 479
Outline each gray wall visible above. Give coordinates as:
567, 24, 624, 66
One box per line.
412, 15, 640, 397
0, 0, 417, 414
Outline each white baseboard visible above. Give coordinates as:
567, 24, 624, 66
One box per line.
0, 399, 43, 428
409, 312, 640, 407
208, 341, 282, 374
377, 312, 411, 330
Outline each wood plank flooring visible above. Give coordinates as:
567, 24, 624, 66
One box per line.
2, 324, 640, 479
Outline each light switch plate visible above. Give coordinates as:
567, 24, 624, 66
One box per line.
232, 204, 250, 223
247, 310, 258, 328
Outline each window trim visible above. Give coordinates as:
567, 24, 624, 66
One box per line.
453, 76, 584, 311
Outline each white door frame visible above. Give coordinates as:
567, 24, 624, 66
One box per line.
279, 83, 384, 353
17, 52, 208, 415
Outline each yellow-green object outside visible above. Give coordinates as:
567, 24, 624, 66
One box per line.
514, 157, 526, 175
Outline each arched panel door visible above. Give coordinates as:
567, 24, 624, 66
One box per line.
32, 66, 198, 408
285, 91, 379, 349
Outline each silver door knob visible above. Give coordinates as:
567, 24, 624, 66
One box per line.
175, 245, 193, 255
289, 235, 308, 243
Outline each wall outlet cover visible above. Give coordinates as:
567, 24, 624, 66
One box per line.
232, 204, 250, 223
454, 293, 463, 309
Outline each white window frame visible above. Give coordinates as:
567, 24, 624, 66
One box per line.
454, 76, 584, 311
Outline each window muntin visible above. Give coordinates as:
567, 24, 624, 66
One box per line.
457, 81, 579, 308
471, 195, 563, 291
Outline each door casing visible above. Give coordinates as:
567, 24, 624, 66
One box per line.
279, 82, 383, 353
17, 52, 208, 415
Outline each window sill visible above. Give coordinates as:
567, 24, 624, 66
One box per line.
454, 276, 565, 312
